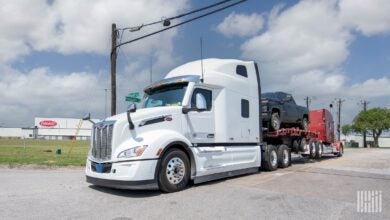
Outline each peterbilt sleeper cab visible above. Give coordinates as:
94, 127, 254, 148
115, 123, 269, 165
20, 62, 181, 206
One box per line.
86, 59, 263, 192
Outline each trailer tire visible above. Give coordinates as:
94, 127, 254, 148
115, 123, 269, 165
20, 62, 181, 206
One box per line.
309, 139, 316, 159
337, 145, 344, 157
277, 145, 290, 168
315, 142, 322, 159
158, 148, 190, 193
262, 145, 278, 171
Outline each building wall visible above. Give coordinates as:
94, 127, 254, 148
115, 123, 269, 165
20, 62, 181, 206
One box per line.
0, 128, 33, 138
344, 134, 390, 148
35, 117, 96, 140
0, 117, 98, 140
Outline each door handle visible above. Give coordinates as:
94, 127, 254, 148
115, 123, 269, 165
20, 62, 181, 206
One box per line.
207, 133, 214, 138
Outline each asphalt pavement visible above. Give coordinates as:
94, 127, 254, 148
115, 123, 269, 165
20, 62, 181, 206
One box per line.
1, 148, 389, 220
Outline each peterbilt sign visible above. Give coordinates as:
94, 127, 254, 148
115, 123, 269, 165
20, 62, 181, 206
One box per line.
39, 120, 58, 127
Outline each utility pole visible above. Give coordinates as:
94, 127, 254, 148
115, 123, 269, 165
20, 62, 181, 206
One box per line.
304, 96, 311, 109
336, 98, 345, 141
360, 100, 370, 148
110, 23, 117, 116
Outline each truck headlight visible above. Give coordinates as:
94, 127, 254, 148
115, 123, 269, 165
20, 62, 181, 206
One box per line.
117, 145, 148, 158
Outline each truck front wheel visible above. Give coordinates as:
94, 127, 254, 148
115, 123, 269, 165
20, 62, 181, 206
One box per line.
158, 148, 190, 193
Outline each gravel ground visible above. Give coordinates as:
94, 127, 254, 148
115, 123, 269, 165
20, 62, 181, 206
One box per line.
0, 148, 389, 220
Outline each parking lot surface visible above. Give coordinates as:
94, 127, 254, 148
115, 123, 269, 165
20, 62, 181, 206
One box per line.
1, 148, 389, 220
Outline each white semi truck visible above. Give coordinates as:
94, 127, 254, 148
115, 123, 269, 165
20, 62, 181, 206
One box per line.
85, 59, 343, 192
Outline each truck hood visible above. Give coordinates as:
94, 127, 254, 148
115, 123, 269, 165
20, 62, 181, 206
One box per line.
105, 106, 182, 124
99, 106, 184, 161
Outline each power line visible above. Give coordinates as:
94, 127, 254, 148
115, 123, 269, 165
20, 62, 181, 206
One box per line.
112, 0, 247, 54
116, 0, 234, 32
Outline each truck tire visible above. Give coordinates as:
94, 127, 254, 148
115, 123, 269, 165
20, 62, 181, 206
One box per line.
261, 145, 278, 171
158, 148, 190, 193
337, 145, 343, 157
271, 112, 281, 131
277, 145, 290, 168
315, 142, 322, 159
309, 139, 316, 159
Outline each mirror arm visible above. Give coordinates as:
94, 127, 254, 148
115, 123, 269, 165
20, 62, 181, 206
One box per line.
127, 112, 135, 129
126, 104, 137, 130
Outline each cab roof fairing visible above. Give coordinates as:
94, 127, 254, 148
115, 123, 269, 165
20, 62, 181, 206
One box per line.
143, 75, 200, 94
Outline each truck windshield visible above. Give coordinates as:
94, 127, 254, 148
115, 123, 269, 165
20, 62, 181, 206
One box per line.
143, 83, 188, 108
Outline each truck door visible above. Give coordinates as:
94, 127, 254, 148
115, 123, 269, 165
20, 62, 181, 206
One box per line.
186, 88, 215, 143
184, 88, 231, 176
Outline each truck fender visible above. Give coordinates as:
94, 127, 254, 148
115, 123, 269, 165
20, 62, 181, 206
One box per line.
153, 139, 197, 181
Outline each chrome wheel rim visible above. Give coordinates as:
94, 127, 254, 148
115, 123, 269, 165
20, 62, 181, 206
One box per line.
303, 119, 308, 130
272, 117, 280, 130
311, 143, 316, 157
270, 150, 277, 167
166, 157, 185, 184
283, 149, 289, 164
319, 144, 322, 155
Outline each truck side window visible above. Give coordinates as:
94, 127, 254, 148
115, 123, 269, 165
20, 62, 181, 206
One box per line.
236, 65, 248, 78
191, 88, 212, 111
241, 99, 249, 118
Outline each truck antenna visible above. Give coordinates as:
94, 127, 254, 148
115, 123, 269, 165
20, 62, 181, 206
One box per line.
200, 37, 204, 83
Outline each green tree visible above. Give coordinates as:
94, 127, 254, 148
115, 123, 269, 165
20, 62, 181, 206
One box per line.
342, 124, 353, 138
353, 108, 390, 147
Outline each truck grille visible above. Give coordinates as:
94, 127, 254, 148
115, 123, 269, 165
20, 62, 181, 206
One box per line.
91, 121, 115, 161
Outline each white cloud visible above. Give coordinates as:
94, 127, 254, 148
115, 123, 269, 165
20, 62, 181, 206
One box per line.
0, 0, 189, 63
339, 0, 390, 36
241, 0, 351, 77
0, 65, 106, 126
216, 12, 264, 37
348, 77, 390, 98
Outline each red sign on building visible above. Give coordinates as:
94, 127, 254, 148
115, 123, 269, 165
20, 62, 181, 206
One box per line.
39, 120, 57, 127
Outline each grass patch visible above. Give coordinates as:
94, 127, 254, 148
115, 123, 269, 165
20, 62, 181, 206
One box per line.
0, 139, 89, 166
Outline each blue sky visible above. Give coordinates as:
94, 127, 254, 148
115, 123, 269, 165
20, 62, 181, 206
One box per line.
0, 0, 389, 127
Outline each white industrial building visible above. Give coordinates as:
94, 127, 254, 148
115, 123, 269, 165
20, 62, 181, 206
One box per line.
344, 134, 390, 148
0, 117, 96, 140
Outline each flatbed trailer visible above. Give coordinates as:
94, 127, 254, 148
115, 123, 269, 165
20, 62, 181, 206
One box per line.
260, 109, 344, 172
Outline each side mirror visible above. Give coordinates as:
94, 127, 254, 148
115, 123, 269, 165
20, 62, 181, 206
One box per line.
127, 103, 137, 113
127, 104, 137, 130
82, 113, 91, 121
196, 93, 207, 111
82, 113, 95, 125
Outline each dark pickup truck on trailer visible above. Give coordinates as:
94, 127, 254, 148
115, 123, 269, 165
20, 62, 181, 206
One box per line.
261, 92, 309, 131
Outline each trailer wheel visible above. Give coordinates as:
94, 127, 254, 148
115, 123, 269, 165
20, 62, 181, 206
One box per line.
262, 145, 278, 171
337, 145, 344, 157
270, 112, 281, 131
277, 145, 290, 168
158, 148, 190, 193
309, 139, 316, 159
315, 142, 322, 159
